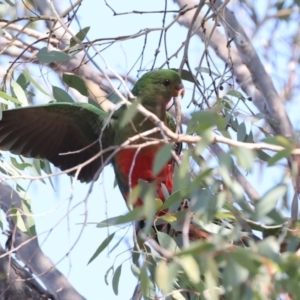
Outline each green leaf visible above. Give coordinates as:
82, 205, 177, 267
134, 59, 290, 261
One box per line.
226, 90, 245, 100
244, 130, 254, 143
20, 199, 36, 236
161, 190, 182, 211
188, 111, 225, 133
88, 97, 102, 109
112, 264, 122, 295
232, 148, 254, 170
237, 122, 247, 142
176, 241, 216, 257
106, 93, 123, 104
172, 291, 186, 300
263, 136, 293, 148
170, 68, 198, 83
4, 0, 14, 6
258, 236, 280, 262
0, 90, 21, 105
130, 264, 141, 279
62, 73, 88, 96
195, 66, 219, 77
70, 26, 90, 47
223, 257, 249, 290
268, 148, 292, 166
108, 233, 126, 255
52, 86, 74, 103
155, 260, 171, 295
153, 144, 173, 175
119, 99, 140, 127
251, 113, 265, 123
257, 150, 271, 161
16, 72, 30, 90
96, 207, 143, 228
232, 248, 260, 273
10, 157, 32, 170
88, 232, 115, 264
141, 265, 155, 298
157, 231, 180, 253
37, 47, 71, 63
180, 255, 201, 284
11, 206, 27, 233
104, 266, 113, 285
11, 80, 28, 106
23, 70, 52, 96
204, 258, 219, 300
254, 184, 287, 221
257, 126, 271, 136
158, 214, 177, 222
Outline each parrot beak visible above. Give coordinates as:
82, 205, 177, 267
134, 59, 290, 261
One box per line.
173, 83, 185, 98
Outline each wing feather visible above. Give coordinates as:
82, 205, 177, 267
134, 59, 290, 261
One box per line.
0, 103, 115, 182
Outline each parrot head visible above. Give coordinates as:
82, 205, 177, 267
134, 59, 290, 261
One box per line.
131, 69, 185, 107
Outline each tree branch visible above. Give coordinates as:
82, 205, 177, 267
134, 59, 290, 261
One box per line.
0, 183, 86, 300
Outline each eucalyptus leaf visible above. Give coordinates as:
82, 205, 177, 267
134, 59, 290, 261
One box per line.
52, 86, 75, 103
62, 73, 88, 96
155, 260, 171, 295
0, 90, 21, 105
11, 80, 28, 106
157, 231, 180, 253
37, 47, 71, 63
119, 100, 140, 127
70, 26, 90, 47
237, 122, 247, 142
112, 264, 122, 295
88, 232, 115, 264
254, 184, 287, 221
153, 144, 173, 175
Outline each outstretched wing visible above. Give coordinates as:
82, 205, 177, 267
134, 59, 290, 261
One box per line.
0, 102, 115, 182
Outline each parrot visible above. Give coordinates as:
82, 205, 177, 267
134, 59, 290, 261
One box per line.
0, 69, 185, 211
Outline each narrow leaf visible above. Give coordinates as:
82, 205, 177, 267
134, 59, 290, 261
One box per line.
180, 255, 201, 284
153, 144, 173, 175
112, 264, 122, 295
227, 90, 245, 100
23, 70, 51, 96
37, 47, 71, 63
0, 90, 21, 105
70, 26, 90, 47
88, 232, 115, 264
11, 80, 28, 106
52, 86, 74, 103
155, 260, 170, 295
237, 122, 247, 142
254, 184, 287, 220
11, 157, 31, 170
223, 258, 249, 290
62, 73, 88, 96
195, 66, 219, 77
268, 148, 292, 166
157, 231, 180, 253
119, 100, 140, 127
97, 207, 143, 228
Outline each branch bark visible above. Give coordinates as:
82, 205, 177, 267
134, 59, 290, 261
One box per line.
0, 182, 86, 300
174, 0, 294, 139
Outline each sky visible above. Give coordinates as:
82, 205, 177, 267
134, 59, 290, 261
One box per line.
0, 0, 299, 299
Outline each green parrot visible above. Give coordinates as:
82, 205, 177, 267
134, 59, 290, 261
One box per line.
0, 69, 184, 208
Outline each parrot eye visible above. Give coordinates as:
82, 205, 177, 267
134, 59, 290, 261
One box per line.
162, 79, 171, 87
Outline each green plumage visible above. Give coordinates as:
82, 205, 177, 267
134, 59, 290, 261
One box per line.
0, 69, 184, 183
